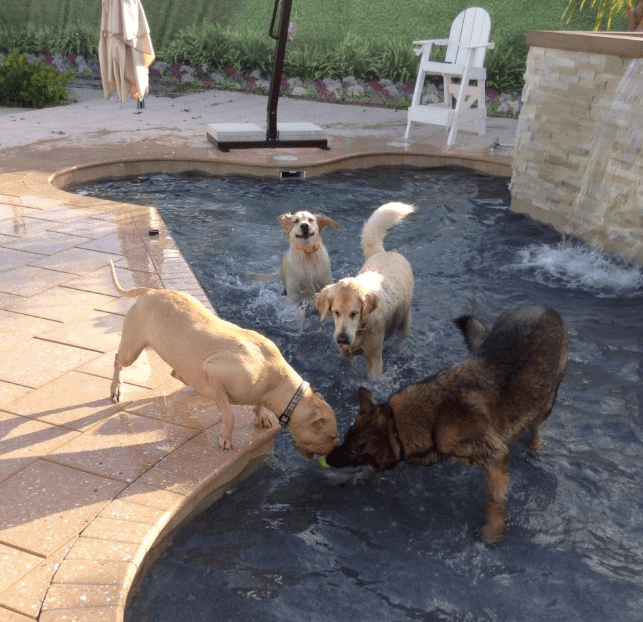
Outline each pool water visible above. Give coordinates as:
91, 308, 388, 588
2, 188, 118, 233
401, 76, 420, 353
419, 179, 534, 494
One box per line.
72, 167, 643, 622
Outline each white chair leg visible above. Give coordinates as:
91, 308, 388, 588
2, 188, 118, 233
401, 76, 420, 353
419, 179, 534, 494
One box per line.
478, 81, 486, 135
447, 52, 474, 146
447, 122, 458, 146
406, 66, 426, 140
444, 76, 452, 107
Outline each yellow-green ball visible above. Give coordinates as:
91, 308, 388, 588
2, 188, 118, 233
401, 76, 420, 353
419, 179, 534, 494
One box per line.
317, 455, 331, 469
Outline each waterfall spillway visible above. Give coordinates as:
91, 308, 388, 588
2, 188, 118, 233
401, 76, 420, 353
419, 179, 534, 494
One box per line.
565, 58, 643, 255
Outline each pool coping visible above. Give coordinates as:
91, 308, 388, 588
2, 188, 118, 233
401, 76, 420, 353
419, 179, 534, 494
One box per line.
0, 90, 515, 622
526, 30, 643, 58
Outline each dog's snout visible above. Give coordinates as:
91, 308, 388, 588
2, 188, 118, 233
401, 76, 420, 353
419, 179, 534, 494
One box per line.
337, 332, 351, 346
300, 222, 310, 234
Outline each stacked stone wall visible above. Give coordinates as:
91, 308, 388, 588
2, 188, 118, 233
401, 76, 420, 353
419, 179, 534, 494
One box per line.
510, 44, 643, 262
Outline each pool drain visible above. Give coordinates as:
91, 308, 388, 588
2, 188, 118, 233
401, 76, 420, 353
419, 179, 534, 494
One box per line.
279, 169, 307, 180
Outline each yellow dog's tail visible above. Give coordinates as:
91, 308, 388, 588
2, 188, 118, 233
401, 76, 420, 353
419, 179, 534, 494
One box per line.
360, 202, 415, 259
109, 261, 155, 298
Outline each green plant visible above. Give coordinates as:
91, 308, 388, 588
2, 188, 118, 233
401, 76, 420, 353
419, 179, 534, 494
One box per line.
222, 76, 240, 90
334, 35, 376, 78
284, 43, 326, 80
161, 71, 179, 84
563, 0, 636, 30
0, 49, 70, 107
487, 98, 500, 116
284, 35, 416, 82
0, 22, 98, 56
374, 37, 417, 82
199, 24, 233, 70
160, 23, 209, 65
484, 40, 527, 93
0, 24, 41, 53
54, 23, 99, 57
395, 95, 412, 110
175, 82, 201, 93
230, 29, 273, 74
303, 83, 318, 98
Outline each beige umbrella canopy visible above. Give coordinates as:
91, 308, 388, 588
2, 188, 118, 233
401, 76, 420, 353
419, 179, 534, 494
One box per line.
99, 0, 155, 103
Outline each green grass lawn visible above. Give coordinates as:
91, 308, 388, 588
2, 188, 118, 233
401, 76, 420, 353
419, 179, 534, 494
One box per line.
0, 0, 620, 52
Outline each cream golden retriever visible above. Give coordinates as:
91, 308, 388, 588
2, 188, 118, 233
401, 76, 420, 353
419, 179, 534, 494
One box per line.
108, 262, 337, 457
315, 202, 414, 379
251, 210, 339, 304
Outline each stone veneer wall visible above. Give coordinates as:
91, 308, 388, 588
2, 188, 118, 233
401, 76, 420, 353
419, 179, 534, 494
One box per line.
510, 32, 643, 263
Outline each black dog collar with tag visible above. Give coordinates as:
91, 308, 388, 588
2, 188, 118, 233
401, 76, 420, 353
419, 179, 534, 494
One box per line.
278, 381, 310, 427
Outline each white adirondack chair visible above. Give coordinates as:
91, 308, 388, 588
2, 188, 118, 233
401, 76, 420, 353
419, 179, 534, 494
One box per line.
405, 7, 494, 146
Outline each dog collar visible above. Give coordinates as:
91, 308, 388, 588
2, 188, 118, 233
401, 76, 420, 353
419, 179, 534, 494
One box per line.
279, 381, 310, 427
294, 244, 321, 255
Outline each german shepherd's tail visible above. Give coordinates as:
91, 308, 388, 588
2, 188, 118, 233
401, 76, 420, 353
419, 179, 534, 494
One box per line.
454, 315, 489, 353
109, 260, 155, 298
360, 202, 415, 259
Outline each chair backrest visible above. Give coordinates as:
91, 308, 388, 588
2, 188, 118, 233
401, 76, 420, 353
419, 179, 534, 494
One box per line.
445, 7, 491, 68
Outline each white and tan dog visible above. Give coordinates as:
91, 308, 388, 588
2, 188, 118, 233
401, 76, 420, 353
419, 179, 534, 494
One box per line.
316, 202, 414, 379
108, 262, 338, 458
252, 211, 339, 304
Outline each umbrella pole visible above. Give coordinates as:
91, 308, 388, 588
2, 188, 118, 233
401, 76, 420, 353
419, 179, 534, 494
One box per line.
206, 0, 328, 151
266, 0, 291, 141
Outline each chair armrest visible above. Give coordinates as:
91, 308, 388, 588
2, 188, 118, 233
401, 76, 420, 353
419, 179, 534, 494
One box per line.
461, 42, 495, 50
412, 39, 449, 46
412, 38, 449, 57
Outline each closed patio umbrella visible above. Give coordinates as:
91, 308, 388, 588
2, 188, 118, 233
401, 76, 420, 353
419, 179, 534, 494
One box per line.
99, 0, 155, 106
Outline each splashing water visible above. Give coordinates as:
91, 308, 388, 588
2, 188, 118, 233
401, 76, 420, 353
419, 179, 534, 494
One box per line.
508, 240, 643, 297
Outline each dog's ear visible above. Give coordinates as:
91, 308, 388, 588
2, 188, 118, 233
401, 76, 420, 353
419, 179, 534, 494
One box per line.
279, 213, 294, 235
360, 292, 378, 322
316, 215, 340, 232
315, 287, 333, 321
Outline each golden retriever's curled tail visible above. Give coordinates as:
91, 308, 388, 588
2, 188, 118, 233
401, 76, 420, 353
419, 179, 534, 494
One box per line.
360, 202, 414, 259
109, 260, 155, 298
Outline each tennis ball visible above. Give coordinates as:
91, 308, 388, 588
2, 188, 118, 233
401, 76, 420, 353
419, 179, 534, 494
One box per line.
317, 455, 331, 469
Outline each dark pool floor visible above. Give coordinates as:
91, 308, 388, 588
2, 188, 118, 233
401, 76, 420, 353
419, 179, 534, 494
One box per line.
72, 167, 643, 622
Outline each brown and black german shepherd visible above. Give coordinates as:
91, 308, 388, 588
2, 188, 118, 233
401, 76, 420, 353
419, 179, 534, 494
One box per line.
325, 306, 568, 544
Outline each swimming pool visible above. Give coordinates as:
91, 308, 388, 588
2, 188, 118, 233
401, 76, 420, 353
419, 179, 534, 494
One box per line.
71, 166, 643, 622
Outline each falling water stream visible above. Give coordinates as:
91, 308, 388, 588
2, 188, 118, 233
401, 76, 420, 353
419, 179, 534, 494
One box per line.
565, 58, 643, 256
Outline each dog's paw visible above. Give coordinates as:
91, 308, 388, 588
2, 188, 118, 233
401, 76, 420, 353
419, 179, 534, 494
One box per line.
218, 433, 234, 451
253, 406, 274, 429
481, 523, 505, 546
366, 363, 384, 380
257, 412, 274, 429
110, 384, 123, 403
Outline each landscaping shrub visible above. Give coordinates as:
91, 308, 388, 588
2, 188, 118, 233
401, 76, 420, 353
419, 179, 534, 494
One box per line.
485, 37, 528, 93
0, 24, 44, 54
54, 23, 100, 58
0, 22, 99, 57
0, 49, 70, 107
159, 23, 274, 75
